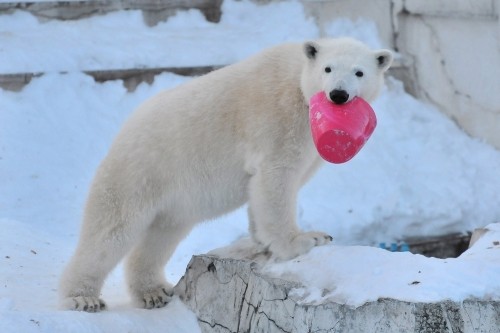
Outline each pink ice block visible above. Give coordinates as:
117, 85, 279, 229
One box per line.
309, 92, 377, 164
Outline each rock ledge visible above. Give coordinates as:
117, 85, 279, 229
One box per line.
174, 255, 499, 333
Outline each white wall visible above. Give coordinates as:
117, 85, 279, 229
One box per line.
395, 0, 500, 148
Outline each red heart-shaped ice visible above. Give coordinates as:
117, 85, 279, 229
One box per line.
309, 92, 377, 164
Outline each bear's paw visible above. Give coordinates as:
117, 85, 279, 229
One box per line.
271, 231, 333, 260
61, 296, 106, 312
140, 287, 174, 309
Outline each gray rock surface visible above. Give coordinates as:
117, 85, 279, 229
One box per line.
174, 255, 499, 333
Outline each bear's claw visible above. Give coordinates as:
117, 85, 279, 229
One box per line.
61, 296, 106, 312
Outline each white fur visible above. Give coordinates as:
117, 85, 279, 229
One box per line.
59, 38, 393, 311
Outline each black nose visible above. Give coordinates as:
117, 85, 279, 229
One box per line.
329, 89, 349, 104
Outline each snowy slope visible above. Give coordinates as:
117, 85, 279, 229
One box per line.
0, 1, 318, 73
1, 1, 500, 332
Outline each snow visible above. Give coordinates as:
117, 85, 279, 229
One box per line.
264, 223, 500, 307
1, 0, 500, 332
0, 0, 318, 73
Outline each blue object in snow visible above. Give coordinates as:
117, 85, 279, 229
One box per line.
400, 243, 410, 252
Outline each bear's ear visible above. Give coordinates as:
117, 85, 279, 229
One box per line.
304, 42, 319, 60
374, 49, 393, 72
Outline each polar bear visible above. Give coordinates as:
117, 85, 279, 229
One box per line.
59, 38, 392, 312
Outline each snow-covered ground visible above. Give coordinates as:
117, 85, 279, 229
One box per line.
265, 223, 500, 307
1, 1, 499, 332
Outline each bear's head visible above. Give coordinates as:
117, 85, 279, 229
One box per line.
301, 38, 393, 104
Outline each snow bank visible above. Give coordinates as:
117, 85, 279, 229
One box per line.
264, 223, 500, 307
299, 79, 500, 246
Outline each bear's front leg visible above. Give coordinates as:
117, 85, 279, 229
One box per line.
248, 165, 332, 260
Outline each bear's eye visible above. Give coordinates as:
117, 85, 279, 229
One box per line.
355, 71, 364, 77
324, 67, 332, 73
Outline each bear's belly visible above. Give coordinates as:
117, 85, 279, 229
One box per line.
159, 159, 251, 223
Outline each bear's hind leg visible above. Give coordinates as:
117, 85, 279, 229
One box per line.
59, 221, 144, 312
125, 214, 192, 309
